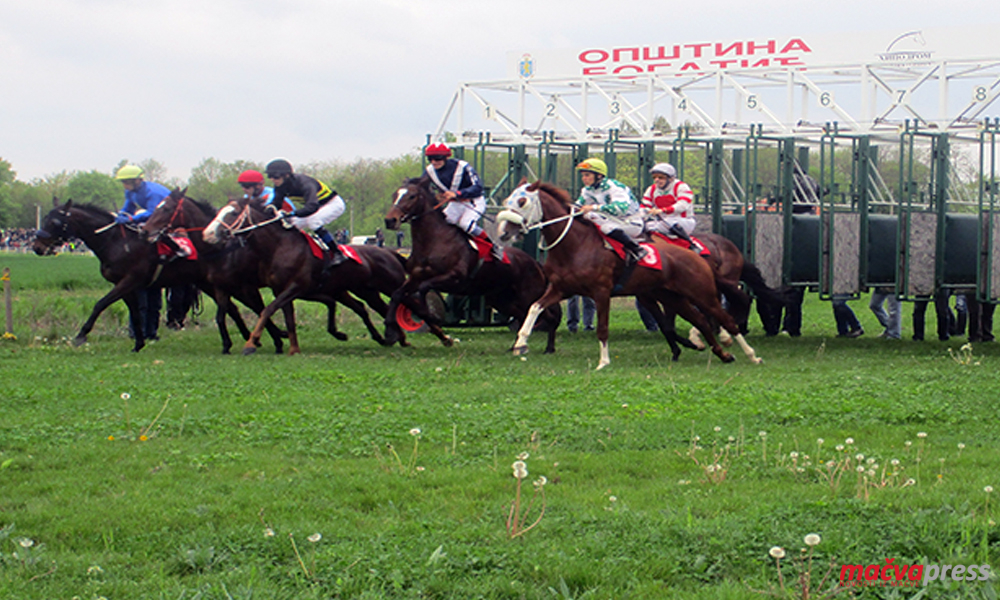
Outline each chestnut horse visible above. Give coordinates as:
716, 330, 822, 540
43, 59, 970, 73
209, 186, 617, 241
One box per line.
32, 199, 247, 352
497, 182, 762, 369
203, 195, 410, 354
383, 176, 561, 352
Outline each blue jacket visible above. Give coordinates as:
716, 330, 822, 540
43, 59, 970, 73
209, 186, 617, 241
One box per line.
425, 159, 484, 200
247, 186, 295, 213
121, 181, 171, 223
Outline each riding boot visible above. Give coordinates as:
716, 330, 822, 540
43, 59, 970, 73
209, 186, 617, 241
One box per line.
606, 229, 647, 265
607, 229, 647, 293
317, 228, 348, 276
474, 230, 503, 260
668, 223, 696, 251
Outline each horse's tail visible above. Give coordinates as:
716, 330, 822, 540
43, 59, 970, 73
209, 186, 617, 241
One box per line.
740, 261, 792, 306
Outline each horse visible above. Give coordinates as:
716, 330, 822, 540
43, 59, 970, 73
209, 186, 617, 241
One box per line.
31, 198, 248, 352
496, 181, 762, 369
138, 189, 296, 354
382, 176, 561, 353
202, 195, 409, 355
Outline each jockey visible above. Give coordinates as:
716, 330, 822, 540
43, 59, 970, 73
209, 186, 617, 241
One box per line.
423, 143, 500, 258
114, 165, 171, 225
237, 170, 295, 213
265, 158, 348, 267
640, 163, 699, 250
575, 158, 648, 265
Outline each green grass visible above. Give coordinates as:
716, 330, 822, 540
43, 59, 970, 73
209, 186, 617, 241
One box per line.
1, 252, 999, 599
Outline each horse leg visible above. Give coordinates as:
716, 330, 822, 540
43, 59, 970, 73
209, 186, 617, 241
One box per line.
697, 290, 762, 364
636, 293, 682, 361
347, 289, 391, 345
672, 298, 734, 363
74, 277, 142, 349
122, 291, 146, 353
213, 292, 235, 355
281, 302, 300, 355
244, 285, 302, 355
233, 288, 285, 354
512, 285, 563, 356
325, 301, 348, 341
334, 291, 386, 344
593, 291, 613, 370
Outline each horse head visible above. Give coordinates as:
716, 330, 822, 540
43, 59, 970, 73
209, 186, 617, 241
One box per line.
203, 195, 280, 245
32, 199, 77, 255
141, 187, 190, 241
385, 177, 437, 230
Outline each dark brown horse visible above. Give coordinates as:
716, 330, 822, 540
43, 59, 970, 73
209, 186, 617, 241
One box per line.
139, 190, 295, 354
31, 199, 247, 352
382, 176, 561, 352
203, 195, 409, 354
497, 182, 762, 369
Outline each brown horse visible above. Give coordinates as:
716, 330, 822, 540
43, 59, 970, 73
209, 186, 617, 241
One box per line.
382, 176, 561, 352
497, 181, 762, 369
31, 198, 247, 352
203, 195, 409, 354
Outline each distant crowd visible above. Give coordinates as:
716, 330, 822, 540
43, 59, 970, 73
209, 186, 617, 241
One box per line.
1, 228, 86, 253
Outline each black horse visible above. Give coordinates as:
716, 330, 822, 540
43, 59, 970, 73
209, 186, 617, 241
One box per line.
32, 198, 247, 352
384, 176, 561, 353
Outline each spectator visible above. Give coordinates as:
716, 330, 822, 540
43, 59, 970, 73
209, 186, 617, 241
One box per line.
566, 296, 595, 333
869, 286, 901, 339
636, 299, 659, 332
832, 294, 864, 338
375, 228, 385, 247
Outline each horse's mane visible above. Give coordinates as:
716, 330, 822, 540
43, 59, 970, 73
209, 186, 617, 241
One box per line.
186, 197, 217, 218
532, 181, 574, 208
72, 203, 116, 220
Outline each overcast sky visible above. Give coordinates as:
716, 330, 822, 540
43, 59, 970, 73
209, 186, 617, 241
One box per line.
1, 0, 997, 181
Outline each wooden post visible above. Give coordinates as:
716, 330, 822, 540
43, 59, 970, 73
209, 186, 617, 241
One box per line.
2, 267, 14, 341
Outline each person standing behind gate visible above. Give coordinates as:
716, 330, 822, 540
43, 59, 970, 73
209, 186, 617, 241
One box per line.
640, 163, 700, 251
115, 164, 172, 341
265, 159, 348, 268
422, 143, 501, 259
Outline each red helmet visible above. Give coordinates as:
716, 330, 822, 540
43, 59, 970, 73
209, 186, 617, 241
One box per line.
424, 143, 452, 158
238, 170, 264, 184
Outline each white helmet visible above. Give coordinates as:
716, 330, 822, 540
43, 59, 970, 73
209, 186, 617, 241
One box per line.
650, 163, 677, 178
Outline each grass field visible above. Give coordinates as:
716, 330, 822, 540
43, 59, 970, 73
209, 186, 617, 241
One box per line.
1, 252, 999, 599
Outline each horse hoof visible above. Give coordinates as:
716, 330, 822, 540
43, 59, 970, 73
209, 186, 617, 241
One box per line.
596, 360, 610, 370
720, 352, 735, 363
332, 332, 348, 341
289, 347, 301, 356
543, 347, 556, 354
222, 348, 231, 355
242, 346, 257, 356
441, 336, 454, 347
512, 345, 529, 356
73, 336, 87, 347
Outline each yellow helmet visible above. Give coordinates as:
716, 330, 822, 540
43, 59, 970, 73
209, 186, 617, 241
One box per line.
115, 165, 144, 180
575, 158, 608, 177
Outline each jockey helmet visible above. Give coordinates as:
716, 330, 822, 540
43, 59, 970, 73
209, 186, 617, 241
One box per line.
265, 159, 294, 178
237, 170, 265, 184
649, 163, 677, 178
575, 158, 608, 177
115, 165, 144, 180
424, 143, 452, 158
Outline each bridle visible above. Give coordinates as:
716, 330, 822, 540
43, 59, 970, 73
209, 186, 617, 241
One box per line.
498, 185, 581, 251
392, 183, 442, 224
213, 201, 284, 238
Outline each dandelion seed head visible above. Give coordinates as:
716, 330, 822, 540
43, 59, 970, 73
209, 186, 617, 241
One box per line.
18, 538, 33, 548
816, 438, 824, 445
790, 451, 799, 459
728, 436, 736, 442
308, 533, 322, 543
986, 486, 995, 494
409, 428, 421, 436
835, 444, 845, 452
511, 460, 528, 479
608, 496, 617, 503
958, 443, 966, 449
905, 440, 912, 447
87, 565, 104, 574
855, 453, 865, 461
856, 465, 866, 473
714, 426, 722, 432
804, 533, 821, 546
845, 437, 854, 445
415, 466, 425, 472
120, 393, 131, 400
906, 478, 916, 486
534, 475, 547, 488
769, 546, 786, 559
517, 452, 529, 460
826, 460, 836, 468
759, 431, 767, 438
891, 459, 900, 466
435, 367, 443, 372
917, 432, 928, 438
264, 528, 275, 537
865, 457, 875, 464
